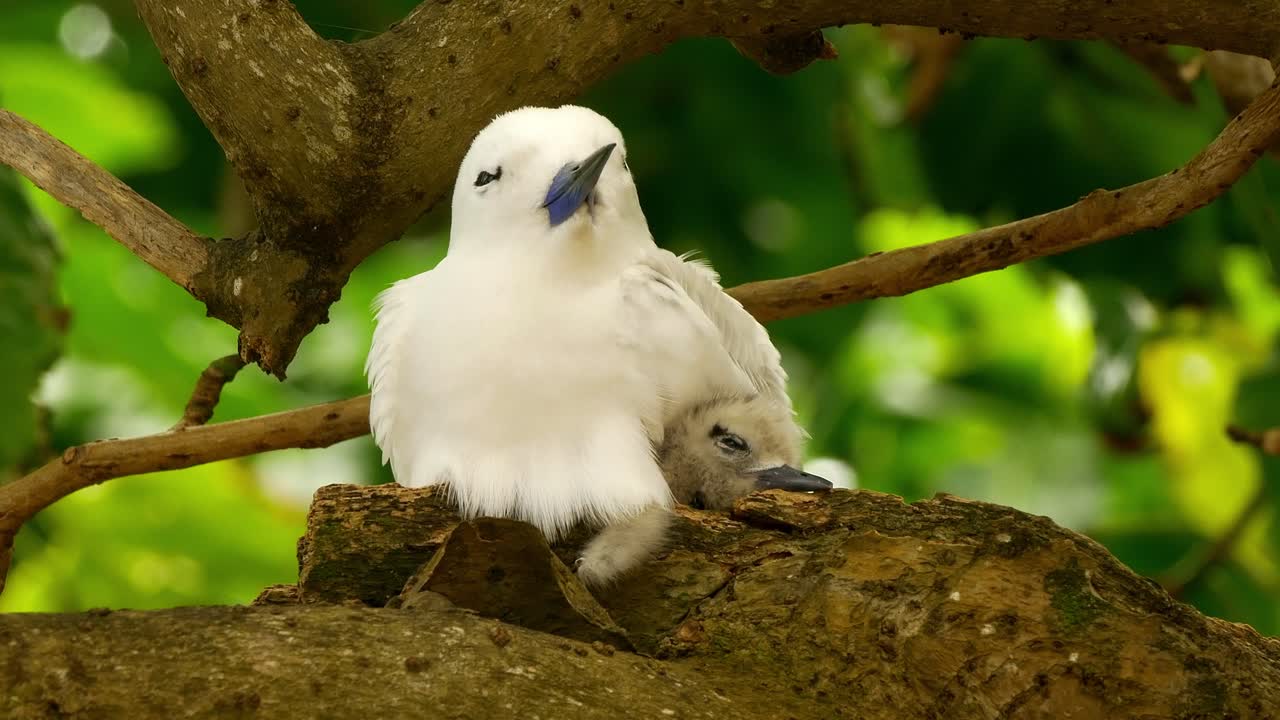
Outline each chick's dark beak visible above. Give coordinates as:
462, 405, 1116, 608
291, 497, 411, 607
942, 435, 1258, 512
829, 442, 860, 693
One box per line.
543, 143, 616, 227
752, 465, 833, 493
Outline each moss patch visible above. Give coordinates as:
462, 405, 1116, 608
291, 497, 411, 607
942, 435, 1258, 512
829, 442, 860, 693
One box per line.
1043, 558, 1108, 632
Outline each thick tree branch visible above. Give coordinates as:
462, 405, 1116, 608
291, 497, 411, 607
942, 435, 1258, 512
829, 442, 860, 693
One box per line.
0, 603, 814, 720
0, 110, 210, 293
12, 484, 1272, 718
730, 78, 1280, 322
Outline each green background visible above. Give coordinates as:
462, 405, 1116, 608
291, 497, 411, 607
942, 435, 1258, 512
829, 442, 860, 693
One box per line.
2, 2, 1278, 634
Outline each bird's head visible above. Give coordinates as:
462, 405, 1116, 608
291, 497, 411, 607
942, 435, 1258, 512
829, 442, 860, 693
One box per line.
663, 395, 831, 510
450, 105, 649, 250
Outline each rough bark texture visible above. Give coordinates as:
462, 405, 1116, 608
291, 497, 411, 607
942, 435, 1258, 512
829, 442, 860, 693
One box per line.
123, 0, 1280, 375
10, 484, 1269, 718
294, 486, 1280, 714
1, 604, 819, 720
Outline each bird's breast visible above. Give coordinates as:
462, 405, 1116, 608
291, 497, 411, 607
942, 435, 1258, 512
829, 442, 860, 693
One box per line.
398, 274, 654, 446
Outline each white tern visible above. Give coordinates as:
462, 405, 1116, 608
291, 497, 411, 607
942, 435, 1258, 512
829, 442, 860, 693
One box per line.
367, 105, 779, 586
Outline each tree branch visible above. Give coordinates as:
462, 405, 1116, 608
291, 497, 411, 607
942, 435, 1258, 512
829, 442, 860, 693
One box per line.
1226, 423, 1280, 455
881, 26, 969, 123
0, 110, 210, 293
0, 603, 817, 719
729, 78, 1280, 322
9, 485, 1280, 716
1163, 482, 1269, 598
0, 395, 369, 593
66, 482, 1270, 718
1207, 51, 1278, 117
171, 354, 248, 430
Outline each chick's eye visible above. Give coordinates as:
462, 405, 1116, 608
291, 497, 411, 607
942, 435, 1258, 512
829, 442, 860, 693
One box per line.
716, 434, 749, 454
621, 156, 630, 172
474, 167, 502, 187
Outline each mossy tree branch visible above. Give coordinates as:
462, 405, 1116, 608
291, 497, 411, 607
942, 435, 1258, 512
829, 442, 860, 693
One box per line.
5, 485, 1279, 718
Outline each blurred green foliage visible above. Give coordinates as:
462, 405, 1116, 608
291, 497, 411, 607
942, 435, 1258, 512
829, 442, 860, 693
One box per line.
2, 3, 1278, 634
0, 163, 61, 473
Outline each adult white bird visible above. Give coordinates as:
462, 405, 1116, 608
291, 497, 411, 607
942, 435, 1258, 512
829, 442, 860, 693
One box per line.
367, 105, 764, 586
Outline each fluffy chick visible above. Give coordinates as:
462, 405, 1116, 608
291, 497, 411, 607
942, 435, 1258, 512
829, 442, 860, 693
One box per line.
659, 395, 831, 511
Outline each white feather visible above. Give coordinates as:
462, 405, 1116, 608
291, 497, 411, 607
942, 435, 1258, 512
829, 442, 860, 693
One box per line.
640, 248, 792, 412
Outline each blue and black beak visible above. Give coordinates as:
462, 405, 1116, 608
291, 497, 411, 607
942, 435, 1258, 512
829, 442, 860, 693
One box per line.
542, 143, 616, 227
753, 465, 833, 494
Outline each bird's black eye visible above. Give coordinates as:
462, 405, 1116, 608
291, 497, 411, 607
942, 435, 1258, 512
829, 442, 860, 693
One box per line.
713, 427, 749, 455
621, 155, 630, 172
474, 167, 502, 187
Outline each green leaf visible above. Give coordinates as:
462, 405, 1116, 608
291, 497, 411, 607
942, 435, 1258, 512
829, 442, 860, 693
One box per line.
0, 164, 63, 474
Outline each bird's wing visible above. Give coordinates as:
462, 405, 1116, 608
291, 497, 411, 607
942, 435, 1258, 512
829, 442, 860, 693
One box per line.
619, 263, 756, 439
641, 248, 791, 410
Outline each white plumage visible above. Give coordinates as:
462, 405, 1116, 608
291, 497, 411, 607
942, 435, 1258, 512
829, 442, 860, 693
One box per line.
368, 105, 784, 584
642, 249, 793, 413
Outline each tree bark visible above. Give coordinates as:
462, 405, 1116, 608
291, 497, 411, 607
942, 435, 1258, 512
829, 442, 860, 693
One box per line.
1, 604, 816, 720
5, 484, 1277, 718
